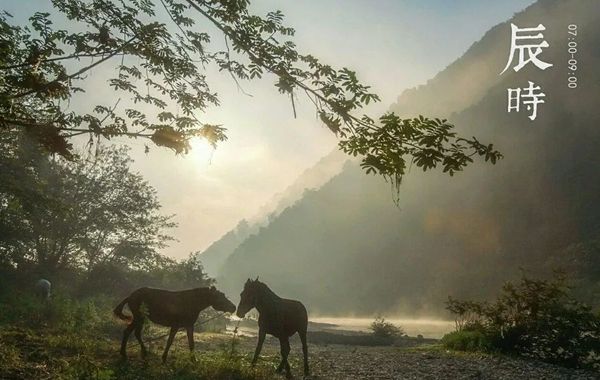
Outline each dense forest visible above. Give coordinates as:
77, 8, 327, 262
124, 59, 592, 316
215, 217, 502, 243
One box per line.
208, 0, 600, 315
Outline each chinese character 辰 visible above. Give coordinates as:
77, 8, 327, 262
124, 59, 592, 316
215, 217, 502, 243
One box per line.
500, 23, 553, 74
507, 81, 546, 121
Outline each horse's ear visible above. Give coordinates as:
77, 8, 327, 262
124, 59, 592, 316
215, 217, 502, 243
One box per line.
255, 276, 259, 282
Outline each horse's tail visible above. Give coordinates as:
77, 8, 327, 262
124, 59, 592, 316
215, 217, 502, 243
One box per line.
113, 297, 132, 324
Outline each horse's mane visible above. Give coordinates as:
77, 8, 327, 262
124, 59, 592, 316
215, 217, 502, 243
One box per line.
255, 281, 281, 301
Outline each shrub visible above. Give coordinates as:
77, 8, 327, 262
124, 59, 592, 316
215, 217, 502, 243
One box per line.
0, 290, 118, 336
445, 274, 600, 369
369, 316, 404, 339
441, 329, 492, 352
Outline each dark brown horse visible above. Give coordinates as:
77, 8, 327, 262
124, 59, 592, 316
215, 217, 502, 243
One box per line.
236, 278, 309, 378
113, 286, 236, 362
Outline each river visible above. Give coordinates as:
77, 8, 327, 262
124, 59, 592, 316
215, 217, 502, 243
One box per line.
309, 317, 455, 339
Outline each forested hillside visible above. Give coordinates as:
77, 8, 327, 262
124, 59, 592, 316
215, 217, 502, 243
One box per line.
215, 0, 600, 315
199, 150, 349, 277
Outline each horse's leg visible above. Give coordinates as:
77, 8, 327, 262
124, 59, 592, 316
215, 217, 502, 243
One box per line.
162, 327, 178, 363
251, 328, 266, 366
275, 336, 285, 373
120, 323, 135, 358
133, 320, 147, 358
299, 329, 309, 376
186, 325, 196, 360
277, 337, 292, 379
275, 352, 285, 373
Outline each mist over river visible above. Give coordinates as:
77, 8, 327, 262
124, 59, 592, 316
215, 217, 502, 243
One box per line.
228, 317, 455, 339
310, 317, 455, 339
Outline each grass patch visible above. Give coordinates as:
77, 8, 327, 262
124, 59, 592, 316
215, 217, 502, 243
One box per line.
0, 293, 280, 379
441, 330, 492, 352
0, 326, 276, 380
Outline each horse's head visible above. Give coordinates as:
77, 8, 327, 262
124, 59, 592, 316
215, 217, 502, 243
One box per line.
208, 286, 236, 313
236, 277, 259, 318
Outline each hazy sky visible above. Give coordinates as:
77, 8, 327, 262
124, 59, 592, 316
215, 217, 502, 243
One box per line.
2, 0, 535, 259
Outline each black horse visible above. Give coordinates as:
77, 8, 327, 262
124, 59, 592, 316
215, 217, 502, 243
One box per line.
236, 278, 309, 378
114, 286, 236, 362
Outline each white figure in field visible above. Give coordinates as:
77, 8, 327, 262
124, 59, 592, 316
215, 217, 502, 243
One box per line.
500, 23, 553, 74
507, 81, 546, 121
35, 279, 51, 300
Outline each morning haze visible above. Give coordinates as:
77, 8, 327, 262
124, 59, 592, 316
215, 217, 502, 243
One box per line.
0, 0, 535, 258
133, 0, 536, 259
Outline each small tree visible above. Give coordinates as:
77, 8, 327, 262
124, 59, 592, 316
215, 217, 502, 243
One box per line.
369, 315, 404, 339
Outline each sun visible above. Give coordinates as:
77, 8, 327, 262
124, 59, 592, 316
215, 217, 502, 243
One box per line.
188, 137, 215, 164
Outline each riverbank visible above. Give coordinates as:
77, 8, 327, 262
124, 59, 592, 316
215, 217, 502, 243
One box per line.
1, 326, 597, 379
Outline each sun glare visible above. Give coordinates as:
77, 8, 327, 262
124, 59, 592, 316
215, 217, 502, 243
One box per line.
189, 137, 215, 165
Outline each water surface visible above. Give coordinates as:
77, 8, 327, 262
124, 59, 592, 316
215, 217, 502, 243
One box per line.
310, 317, 454, 339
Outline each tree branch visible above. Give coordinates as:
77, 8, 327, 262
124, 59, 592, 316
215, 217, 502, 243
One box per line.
9, 36, 137, 100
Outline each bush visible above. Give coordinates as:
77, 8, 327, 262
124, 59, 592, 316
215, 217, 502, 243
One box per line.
445, 274, 600, 369
441, 329, 492, 352
369, 316, 404, 339
0, 289, 120, 336
76, 253, 214, 299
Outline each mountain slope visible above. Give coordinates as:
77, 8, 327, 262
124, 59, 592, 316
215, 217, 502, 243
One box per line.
217, 0, 600, 315
198, 149, 349, 277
